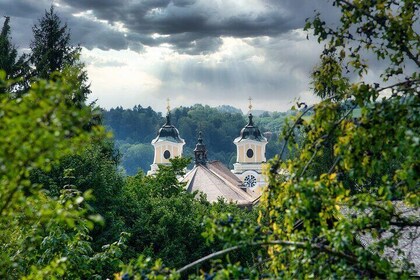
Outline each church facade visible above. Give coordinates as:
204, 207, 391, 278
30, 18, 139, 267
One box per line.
148, 108, 267, 204
231, 113, 268, 192
147, 113, 185, 176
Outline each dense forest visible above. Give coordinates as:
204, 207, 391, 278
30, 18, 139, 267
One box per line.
1, 1, 419, 279
102, 105, 292, 174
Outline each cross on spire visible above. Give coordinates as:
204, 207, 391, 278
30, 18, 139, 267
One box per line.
248, 97, 253, 112
166, 98, 171, 113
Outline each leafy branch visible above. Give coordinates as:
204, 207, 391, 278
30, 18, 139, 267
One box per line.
336, 0, 420, 67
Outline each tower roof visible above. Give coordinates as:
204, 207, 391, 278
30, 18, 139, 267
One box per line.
152, 113, 184, 144
234, 113, 267, 142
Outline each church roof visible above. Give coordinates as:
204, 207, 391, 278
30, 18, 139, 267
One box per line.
152, 113, 184, 144
234, 113, 267, 143
182, 161, 256, 206
207, 161, 244, 187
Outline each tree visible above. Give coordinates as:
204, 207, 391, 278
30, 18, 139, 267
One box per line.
0, 70, 128, 279
117, 143, 154, 175
30, 6, 89, 106
262, 0, 419, 278
121, 0, 419, 278
0, 17, 29, 93
29, 139, 127, 252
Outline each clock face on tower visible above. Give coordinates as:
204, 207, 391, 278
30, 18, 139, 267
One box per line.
244, 174, 257, 188
246, 148, 254, 158
163, 150, 171, 159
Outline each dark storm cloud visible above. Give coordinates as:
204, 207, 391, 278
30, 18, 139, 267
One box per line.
0, 0, 175, 51
0, 0, 52, 48
172, 0, 195, 7
66, 16, 129, 51
0, 0, 44, 18
164, 34, 223, 55
1, 0, 339, 54
0, 0, 129, 51
75, 0, 337, 54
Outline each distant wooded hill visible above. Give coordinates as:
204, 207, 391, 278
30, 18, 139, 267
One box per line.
102, 104, 293, 175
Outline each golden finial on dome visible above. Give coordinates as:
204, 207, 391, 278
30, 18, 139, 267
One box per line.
248, 96, 253, 112
166, 98, 170, 114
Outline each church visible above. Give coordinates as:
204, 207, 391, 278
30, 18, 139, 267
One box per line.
147, 102, 267, 206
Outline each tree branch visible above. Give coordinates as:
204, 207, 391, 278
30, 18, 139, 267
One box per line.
299, 103, 356, 178
176, 239, 389, 278
279, 104, 315, 160
377, 79, 420, 93
336, 0, 420, 68
389, 221, 420, 227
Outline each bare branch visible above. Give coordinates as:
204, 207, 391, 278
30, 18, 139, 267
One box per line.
176, 239, 389, 278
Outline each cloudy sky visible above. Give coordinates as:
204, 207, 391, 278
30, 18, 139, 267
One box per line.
1, 0, 340, 113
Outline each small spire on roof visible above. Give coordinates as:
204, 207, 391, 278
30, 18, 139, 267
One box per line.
248, 96, 253, 112
247, 113, 254, 126
194, 131, 207, 165
165, 113, 171, 125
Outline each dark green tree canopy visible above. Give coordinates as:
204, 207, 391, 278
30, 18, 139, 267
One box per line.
0, 17, 29, 93
30, 6, 90, 106
30, 6, 79, 78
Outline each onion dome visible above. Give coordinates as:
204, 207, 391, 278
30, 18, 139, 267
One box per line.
151, 113, 184, 144
235, 113, 266, 142
194, 132, 207, 165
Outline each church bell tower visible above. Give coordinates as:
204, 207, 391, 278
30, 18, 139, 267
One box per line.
231, 98, 268, 190
148, 99, 185, 175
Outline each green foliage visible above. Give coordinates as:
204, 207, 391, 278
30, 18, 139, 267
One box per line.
119, 158, 253, 267
258, 0, 420, 278
0, 71, 121, 278
216, 105, 243, 114
253, 111, 287, 133
203, 211, 260, 247
0, 17, 29, 93
117, 142, 154, 175
30, 140, 127, 252
31, 6, 77, 78
105, 105, 163, 143
119, 256, 180, 280
25, 111, 258, 278
30, 6, 90, 106
171, 105, 245, 162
